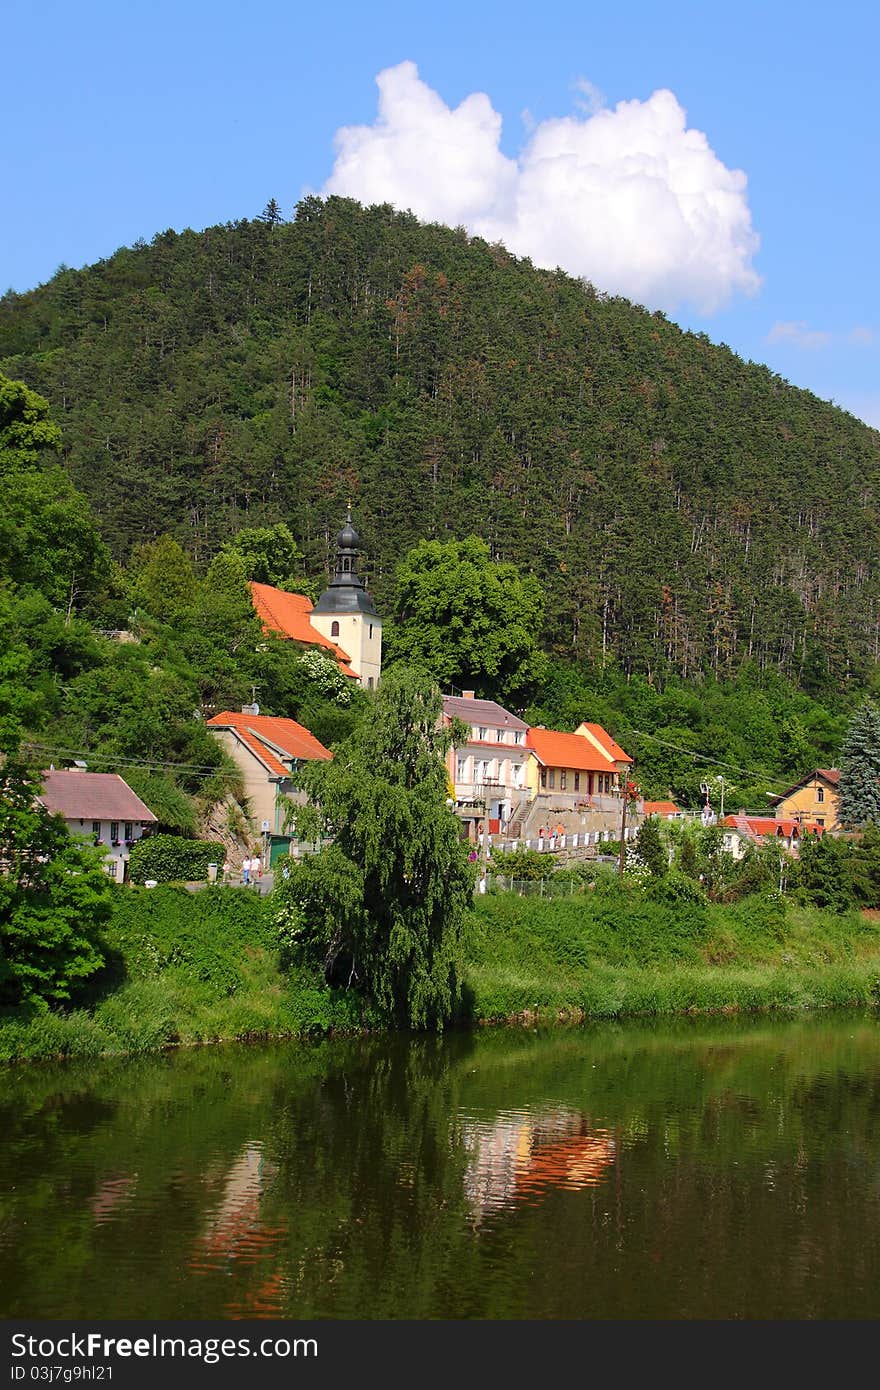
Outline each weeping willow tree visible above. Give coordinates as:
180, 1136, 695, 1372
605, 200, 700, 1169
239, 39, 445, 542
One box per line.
274, 666, 473, 1029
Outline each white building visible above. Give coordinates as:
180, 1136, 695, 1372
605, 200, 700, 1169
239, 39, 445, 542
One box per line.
38, 769, 157, 883
442, 693, 530, 836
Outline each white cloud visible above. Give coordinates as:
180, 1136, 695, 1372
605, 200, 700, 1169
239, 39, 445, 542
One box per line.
767, 320, 876, 350
767, 320, 833, 350
572, 77, 605, 116
322, 61, 761, 314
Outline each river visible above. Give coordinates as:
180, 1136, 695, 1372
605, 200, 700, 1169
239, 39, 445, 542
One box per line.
3, 1013, 880, 1319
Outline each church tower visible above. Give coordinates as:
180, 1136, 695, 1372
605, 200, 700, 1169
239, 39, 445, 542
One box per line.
310, 510, 383, 688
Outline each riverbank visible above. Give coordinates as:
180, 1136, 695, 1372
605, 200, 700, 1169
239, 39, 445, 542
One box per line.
3, 883, 880, 1063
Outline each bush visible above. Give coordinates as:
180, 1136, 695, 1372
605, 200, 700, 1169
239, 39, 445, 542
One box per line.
127, 834, 225, 884
647, 871, 708, 906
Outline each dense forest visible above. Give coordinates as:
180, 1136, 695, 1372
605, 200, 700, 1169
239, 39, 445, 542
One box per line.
2, 196, 879, 691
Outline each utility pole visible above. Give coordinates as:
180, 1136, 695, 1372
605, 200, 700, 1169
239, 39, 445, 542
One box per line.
617, 765, 634, 877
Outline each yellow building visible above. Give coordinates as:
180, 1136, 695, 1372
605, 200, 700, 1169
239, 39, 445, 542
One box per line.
771, 769, 840, 831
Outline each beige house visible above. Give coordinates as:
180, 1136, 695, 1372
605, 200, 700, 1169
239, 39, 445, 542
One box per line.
207, 710, 332, 859
770, 769, 840, 831
38, 769, 157, 883
524, 723, 639, 845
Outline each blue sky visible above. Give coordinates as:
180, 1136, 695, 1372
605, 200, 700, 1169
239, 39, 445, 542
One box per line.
3, 0, 878, 425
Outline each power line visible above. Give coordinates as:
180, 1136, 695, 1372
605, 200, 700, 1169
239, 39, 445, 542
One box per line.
23, 742, 229, 779
630, 728, 788, 795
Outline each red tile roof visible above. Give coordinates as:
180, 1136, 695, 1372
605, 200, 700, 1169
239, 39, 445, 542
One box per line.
249, 583, 356, 676
642, 800, 681, 817
527, 727, 623, 772
38, 770, 158, 822
720, 814, 824, 839
576, 723, 633, 764
208, 712, 332, 773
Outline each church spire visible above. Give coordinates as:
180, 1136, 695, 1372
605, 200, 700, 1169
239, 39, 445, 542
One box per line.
312, 508, 377, 615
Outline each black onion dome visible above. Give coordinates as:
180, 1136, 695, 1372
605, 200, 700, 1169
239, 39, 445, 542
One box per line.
336, 519, 360, 549
312, 510, 378, 616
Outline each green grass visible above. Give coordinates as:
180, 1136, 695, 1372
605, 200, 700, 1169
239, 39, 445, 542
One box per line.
0, 885, 372, 1063
4, 881, 880, 1063
463, 887, 880, 1022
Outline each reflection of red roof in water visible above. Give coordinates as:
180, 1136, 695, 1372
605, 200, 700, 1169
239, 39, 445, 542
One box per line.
514, 1133, 616, 1200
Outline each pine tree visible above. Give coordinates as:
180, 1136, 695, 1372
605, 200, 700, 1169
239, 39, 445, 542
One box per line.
258, 198, 284, 226
838, 700, 880, 827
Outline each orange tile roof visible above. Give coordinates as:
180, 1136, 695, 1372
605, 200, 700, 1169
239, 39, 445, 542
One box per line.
577, 723, 633, 764
208, 712, 332, 774
249, 582, 356, 676
527, 728, 623, 772
642, 800, 681, 817
720, 814, 824, 839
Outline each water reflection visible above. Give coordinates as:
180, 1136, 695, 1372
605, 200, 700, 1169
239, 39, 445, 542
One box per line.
463, 1108, 615, 1218
2, 1015, 880, 1319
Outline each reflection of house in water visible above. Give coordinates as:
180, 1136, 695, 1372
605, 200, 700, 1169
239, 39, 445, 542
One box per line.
190, 1141, 285, 1303
462, 1107, 615, 1220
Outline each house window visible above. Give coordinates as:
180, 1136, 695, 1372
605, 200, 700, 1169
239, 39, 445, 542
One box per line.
816, 816, 825, 827
548, 770, 556, 789
92, 821, 101, 840
560, 771, 567, 790
478, 727, 487, 741
331, 620, 340, 637
496, 729, 505, 742
573, 773, 580, 792
367, 676, 374, 689
817, 787, 825, 802
124, 822, 133, 842
457, 756, 466, 781
540, 768, 547, 789
110, 821, 119, 844
514, 730, 524, 744
369, 624, 373, 639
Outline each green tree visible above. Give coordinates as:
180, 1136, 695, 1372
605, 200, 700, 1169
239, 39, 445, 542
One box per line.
635, 816, 668, 877
274, 667, 473, 1028
129, 535, 198, 622
838, 700, 880, 827
0, 373, 109, 608
0, 730, 113, 1007
386, 536, 546, 698
222, 523, 309, 591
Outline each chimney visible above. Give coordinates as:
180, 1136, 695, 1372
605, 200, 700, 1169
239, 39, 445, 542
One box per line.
462, 690, 476, 700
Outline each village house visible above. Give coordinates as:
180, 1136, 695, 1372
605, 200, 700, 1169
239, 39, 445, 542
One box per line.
38, 769, 157, 883
770, 769, 840, 831
525, 724, 639, 845
442, 693, 530, 838
719, 814, 824, 860
248, 512, 382, 689
642, 799, 683, 820
207, 710, 332, 863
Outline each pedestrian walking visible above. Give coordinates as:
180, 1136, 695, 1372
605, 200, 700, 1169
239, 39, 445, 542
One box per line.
242, 856, 251, 886
222, 859, 230, 884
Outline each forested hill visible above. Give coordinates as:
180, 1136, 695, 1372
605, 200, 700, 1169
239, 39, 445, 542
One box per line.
2, 196, 878, 689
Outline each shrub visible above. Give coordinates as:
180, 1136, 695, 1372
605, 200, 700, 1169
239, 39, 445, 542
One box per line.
127, 834, 225, 884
